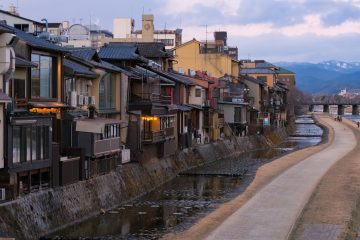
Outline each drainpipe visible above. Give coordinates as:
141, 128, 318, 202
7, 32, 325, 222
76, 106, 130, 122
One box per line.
41, 18, 48, 32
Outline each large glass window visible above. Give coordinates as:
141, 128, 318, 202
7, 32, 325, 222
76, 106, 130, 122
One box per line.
12, 125, 50, 164
99, 73, 116, 109
31, 54, 57, 98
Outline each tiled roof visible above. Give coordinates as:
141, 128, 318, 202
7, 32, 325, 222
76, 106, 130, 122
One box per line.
136, 42, 170, 58
63, 59, 98, 78
135, 66, 175, 85
0, 22, 66, 53
67, 48, 128, 74
99, 46, 140, 60
0, 22, 13, 34
68, 48, 98, 61
105, 42, 170, 58
240, 68, 275, 74
153, 70, 195, 86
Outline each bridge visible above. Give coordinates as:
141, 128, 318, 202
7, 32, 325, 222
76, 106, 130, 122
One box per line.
304, 99, 360, 115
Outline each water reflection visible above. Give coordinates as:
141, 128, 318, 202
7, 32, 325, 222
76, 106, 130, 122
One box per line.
48, 116, 322, 240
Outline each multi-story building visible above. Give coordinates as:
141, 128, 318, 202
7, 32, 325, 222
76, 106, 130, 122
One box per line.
171, 39, 239, 79
0, 9, 45, 34
109, 14, 182, 50
0, 22, 67, 199
240, 60, 289, 128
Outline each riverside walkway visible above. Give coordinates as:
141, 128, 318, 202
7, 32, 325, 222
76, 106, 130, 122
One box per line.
206, 115, 356, 240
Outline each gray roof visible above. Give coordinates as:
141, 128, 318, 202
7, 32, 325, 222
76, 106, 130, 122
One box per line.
150, 69, 195, 86
104, 42, 170, 59
67, 48, 128, 73
136, 66, 175, 85
99, 46, 140, 61
63, 59, 98, 78
0, 22, 67, 53
15, 57, 37, 68
240, 68, 275, 74
68, 48, 98, 61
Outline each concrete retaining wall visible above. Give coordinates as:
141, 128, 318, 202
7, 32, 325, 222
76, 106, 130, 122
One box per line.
0, 127, 290, 239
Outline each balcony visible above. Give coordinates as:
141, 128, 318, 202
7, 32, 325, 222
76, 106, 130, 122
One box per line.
130, 93, 172, 105
143, 130, 165, 144
221, 92, 246, 104
93, 137, 121, 156
165, 127, 175, 137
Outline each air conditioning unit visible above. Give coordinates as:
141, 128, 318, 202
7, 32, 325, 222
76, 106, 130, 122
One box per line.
83, 95, 89, 105
77, 95, 84, 105
0, 188, 5, 201
70, 91, 77, 107
90, 96, 95, 105
121, 147, 131, 164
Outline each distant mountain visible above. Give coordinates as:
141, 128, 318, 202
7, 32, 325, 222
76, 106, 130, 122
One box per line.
276, 60, 360, 94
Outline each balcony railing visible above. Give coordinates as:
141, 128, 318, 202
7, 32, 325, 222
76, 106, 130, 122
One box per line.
131, 93, 172, 104
143, 130, 165, 143
165, 127, 175, 137
93, 137, 121, 156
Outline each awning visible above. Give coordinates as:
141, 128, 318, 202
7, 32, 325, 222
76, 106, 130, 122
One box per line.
15, 57, 38, 68
76, 117, 125, 134
185, 104, 203, 110
170, 104, 192, 112
28, 101, 68, 108
63, 59, 98, 78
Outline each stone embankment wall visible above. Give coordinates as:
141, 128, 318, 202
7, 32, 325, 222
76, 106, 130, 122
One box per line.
0, 127, 290, 239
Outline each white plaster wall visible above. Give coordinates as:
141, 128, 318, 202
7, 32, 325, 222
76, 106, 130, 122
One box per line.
220, 104, 247, 124
0, 13, 37, 32
189, 86, 204, 106
113, 18, 133, 38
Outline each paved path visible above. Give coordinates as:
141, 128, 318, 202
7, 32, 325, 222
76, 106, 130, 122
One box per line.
206, 116, 357, 240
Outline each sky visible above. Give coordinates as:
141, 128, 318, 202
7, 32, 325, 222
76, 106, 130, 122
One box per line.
2, 0, 360, 63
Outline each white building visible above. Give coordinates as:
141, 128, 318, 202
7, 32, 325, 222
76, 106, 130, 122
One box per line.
109, 14, 182, 50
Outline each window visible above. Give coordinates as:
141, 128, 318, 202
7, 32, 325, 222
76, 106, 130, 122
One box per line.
160, 116, 175, 130
31, 54, 57, 98
195, 88, 201, 97
14, 24, 29, 32
13, 79, 26, 99
104, 124, 120, 139
234, 107, 242, 123
99, 73, 116, 109
12, 125, 50, 164
156, 39, 174, 46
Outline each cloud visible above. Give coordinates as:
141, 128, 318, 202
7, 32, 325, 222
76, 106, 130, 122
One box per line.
181, 13, 360, 43
162, 0, 242, 16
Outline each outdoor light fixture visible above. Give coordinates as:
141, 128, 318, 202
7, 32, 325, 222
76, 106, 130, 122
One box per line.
142, 116, 158, 121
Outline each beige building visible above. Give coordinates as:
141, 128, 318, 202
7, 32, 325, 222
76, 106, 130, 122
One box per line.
172, 39, 239, 78
108, 14, 182, 50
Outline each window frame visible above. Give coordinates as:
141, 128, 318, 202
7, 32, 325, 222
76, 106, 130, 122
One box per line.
30, 52, 58, 100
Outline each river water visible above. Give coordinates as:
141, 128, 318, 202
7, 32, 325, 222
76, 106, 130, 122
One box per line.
46, 116, 323, 240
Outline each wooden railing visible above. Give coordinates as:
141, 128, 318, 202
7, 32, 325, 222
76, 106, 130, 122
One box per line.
143, 130, 165, 143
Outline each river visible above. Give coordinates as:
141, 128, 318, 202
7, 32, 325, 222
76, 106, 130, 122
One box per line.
45, 116, 323, 240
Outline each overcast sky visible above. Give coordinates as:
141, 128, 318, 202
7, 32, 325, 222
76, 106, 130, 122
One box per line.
3, 0, 360, 63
